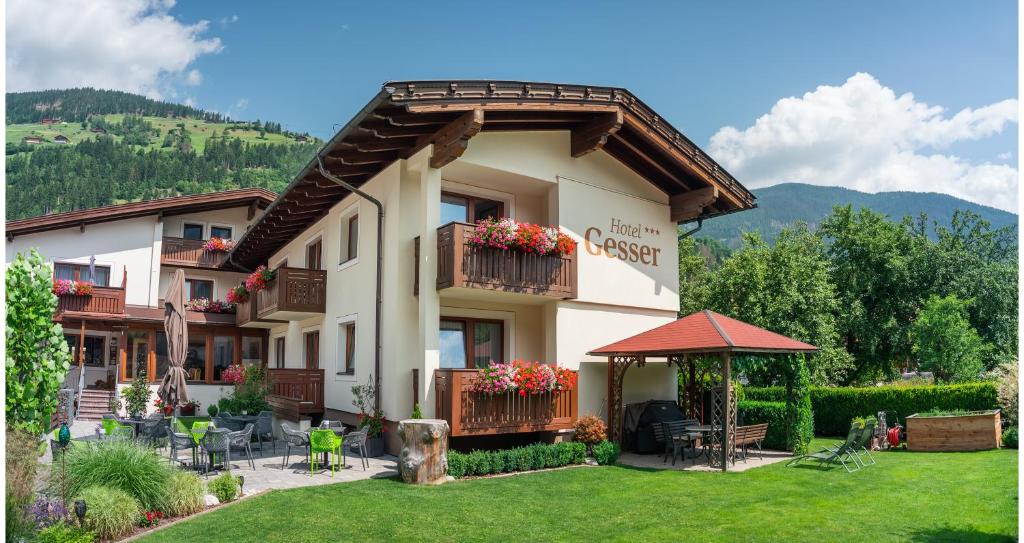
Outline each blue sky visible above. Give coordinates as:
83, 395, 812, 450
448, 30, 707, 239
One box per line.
6, 0, 1019, 210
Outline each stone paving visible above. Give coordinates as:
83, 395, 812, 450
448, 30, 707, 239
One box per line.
618, 448, 791, 473
49, 421, 400, 494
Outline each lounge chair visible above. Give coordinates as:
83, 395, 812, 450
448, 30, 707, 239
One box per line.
788, 425, 861, 472
826, 421, 876, 467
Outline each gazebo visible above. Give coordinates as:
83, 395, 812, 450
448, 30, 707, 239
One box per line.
588, 310, 817, 471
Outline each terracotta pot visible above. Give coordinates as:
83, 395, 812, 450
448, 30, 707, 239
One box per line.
179, 405, 196, 416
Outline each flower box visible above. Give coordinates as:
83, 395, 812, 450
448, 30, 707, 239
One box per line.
906, 410, 1001, 451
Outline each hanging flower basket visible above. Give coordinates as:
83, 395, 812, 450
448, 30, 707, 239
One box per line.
470, 360, 576, 396
467, 218, 577, 256
245, 266, 276, 292
226, 285, 249, 304
202, 237, 235, 253
52, 279, 94, 296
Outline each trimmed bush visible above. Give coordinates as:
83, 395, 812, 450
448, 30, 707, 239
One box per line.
737, 400, 788, 450
207, 473, 240, 503
60, 440, 173, 510
744, 382, 998, 436
75, 485, 140, 541
163, 471, 205, 517
592, 440, 620, 465
36, 522, 95, 543
446, 442, 588, 479
1002, 427, 1018, 449
573, 415, 608, 447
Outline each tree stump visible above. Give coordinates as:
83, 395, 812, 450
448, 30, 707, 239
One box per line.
398, 419, 449, 484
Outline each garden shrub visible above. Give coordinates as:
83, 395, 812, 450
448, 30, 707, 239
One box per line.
744, 382, 998, 436
737, 401, 788, 451
446, 442, 589, 479
163, 471, 205, 517
786, 356, 814, 455
7, 429, 42, 541
75, 485, 141, 541
996, 363, 1018, 426
592, 440, 620, 465
36, 522, 95, 543
61, 440, 172, 510
573, 415, 608, 448
207, 473, 240, 503
1002, 427, 1018, 449
28, 495, 69, 529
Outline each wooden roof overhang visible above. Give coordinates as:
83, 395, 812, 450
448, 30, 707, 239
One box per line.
6, 188, 276, 239
230, 80, 757, 269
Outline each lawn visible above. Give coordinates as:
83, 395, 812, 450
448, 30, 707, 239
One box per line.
141, 440, 1017, 542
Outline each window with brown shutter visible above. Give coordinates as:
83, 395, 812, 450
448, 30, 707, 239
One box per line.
304, 331, 320, 369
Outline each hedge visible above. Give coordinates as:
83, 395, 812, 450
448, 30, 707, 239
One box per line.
743, 382, 998, 436
447, 442, 587, 479
737, 401, 788, 451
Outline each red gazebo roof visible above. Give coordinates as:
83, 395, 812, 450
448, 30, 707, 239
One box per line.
588, 310, 818, 356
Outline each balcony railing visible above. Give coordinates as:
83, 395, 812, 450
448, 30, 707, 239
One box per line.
235, 297, 283, 328
56, 271, 127, 316
256, 267, 327, 321
266, 368, 324, 421
160, 237, 228, 268
416, 222, 577, 299
435, 368, 579, 436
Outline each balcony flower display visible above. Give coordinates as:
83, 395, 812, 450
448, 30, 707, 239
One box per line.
226, 285, 249, 304
471, 360, 576, 395
52, 279, 94, 296
202, 237, 234, 253
245, 265, 276, 292
468, 218, 577, 256
184, 298, 236, 314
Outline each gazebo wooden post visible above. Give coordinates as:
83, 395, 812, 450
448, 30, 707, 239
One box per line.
606, 356, 614, 441
721, 351, 730, 472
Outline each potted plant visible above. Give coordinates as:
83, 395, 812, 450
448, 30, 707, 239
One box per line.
180, 399, 200, 416
122, 372, 152, 419
153, 398, 173, 417
352, 375, 386, 457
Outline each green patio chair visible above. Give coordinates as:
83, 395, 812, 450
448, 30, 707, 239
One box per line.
309, 429, 342, 477
101, 418, 119, 437
788, 425, 861, 472
190, 421, 211, 446
110, 425, 134, 441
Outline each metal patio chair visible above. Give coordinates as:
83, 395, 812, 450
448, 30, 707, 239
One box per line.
228, 423, 256, 470
281, 423, 310, 470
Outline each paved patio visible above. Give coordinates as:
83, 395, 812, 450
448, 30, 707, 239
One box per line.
48, 421, 400, 494
618, 449, 792, 472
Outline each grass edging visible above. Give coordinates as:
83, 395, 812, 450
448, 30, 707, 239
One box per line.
121, 489, 268, 542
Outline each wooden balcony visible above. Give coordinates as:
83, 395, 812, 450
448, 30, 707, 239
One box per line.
235, 297, 283, 328
255, 267, 327, 321
266, 368, 324, 421
435, 369, 578, 436
161, 237, 228, 268
416, 222, 577, 299
56, 271, 127, 317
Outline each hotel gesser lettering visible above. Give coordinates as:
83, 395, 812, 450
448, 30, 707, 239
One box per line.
7, 81, 755, 452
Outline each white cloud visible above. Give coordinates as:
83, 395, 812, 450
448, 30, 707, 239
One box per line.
997, 152, 1013, 160
183, 96, 196, 107
219, 14, 239, 27
185, 69, 202, 86
6, 0, 222, 98
709, 73, 1019, 212
235, 98, 249, 110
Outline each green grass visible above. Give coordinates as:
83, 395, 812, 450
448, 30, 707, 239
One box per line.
140, 439, 1017, 542
7, 114, 305, 154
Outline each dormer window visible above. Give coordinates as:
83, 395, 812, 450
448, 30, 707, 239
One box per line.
440, 192, 504, 225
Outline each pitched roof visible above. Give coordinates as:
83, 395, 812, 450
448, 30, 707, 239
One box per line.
6, 188, 276, 238
230, 80, 757, 268
588, 310, 818, 356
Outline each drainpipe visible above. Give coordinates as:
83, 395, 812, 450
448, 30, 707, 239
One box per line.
316, 155, 384, 414
678, 218, 704, 240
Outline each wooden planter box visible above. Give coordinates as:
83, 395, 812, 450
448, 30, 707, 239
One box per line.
906, 410, 1001, 451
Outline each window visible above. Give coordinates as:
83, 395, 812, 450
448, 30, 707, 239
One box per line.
274, 337, 286, 368
126, 331, 148, 380
242, 336, 262, 367
185, 336, 206, 381
185, 278, 213, 301
210, 225, 232, 239
304, 331, 320, 369
212, 336, 234, 381
155, 332, 169, 380
439, 318, 504, 369
337, 321, 356, 375
183, 223, 204, 241
341, 215, 359, 264
440, 192, 504, 225
64, 335, 105, 367
306, 238, 322, 270
54, 263, 111, 286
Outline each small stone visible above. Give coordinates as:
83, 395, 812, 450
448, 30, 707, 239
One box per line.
204, 494, 219, 506
585, 458, 599, 466
445, 475, 455, 482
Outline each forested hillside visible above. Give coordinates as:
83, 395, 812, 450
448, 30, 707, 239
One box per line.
6, 89, 320, 219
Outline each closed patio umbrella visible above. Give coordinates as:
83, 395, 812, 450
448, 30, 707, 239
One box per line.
158, 269, 190, 409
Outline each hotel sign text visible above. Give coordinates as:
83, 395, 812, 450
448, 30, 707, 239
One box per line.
583, 218, 663, 267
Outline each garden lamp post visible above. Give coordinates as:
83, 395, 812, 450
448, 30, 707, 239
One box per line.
74, 499, 87, 527
58, 421, 71, 505
238, 475, 244, 496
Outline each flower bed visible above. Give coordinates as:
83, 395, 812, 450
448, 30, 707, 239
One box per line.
471, 360, 577, 396
906, 409, 1002, 451
468, 218, 577, 256
53, 279, 94, 296
184, 298, 236, 314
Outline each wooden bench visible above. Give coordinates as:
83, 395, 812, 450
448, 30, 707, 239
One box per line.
734, 423, 769, 461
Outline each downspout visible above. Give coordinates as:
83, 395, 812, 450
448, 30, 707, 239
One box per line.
678, 218, 703, 240
316, 155, 384, 414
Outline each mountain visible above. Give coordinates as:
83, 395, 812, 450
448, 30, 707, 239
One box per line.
6, 89, 320, 220
698, 183, 1018, 248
